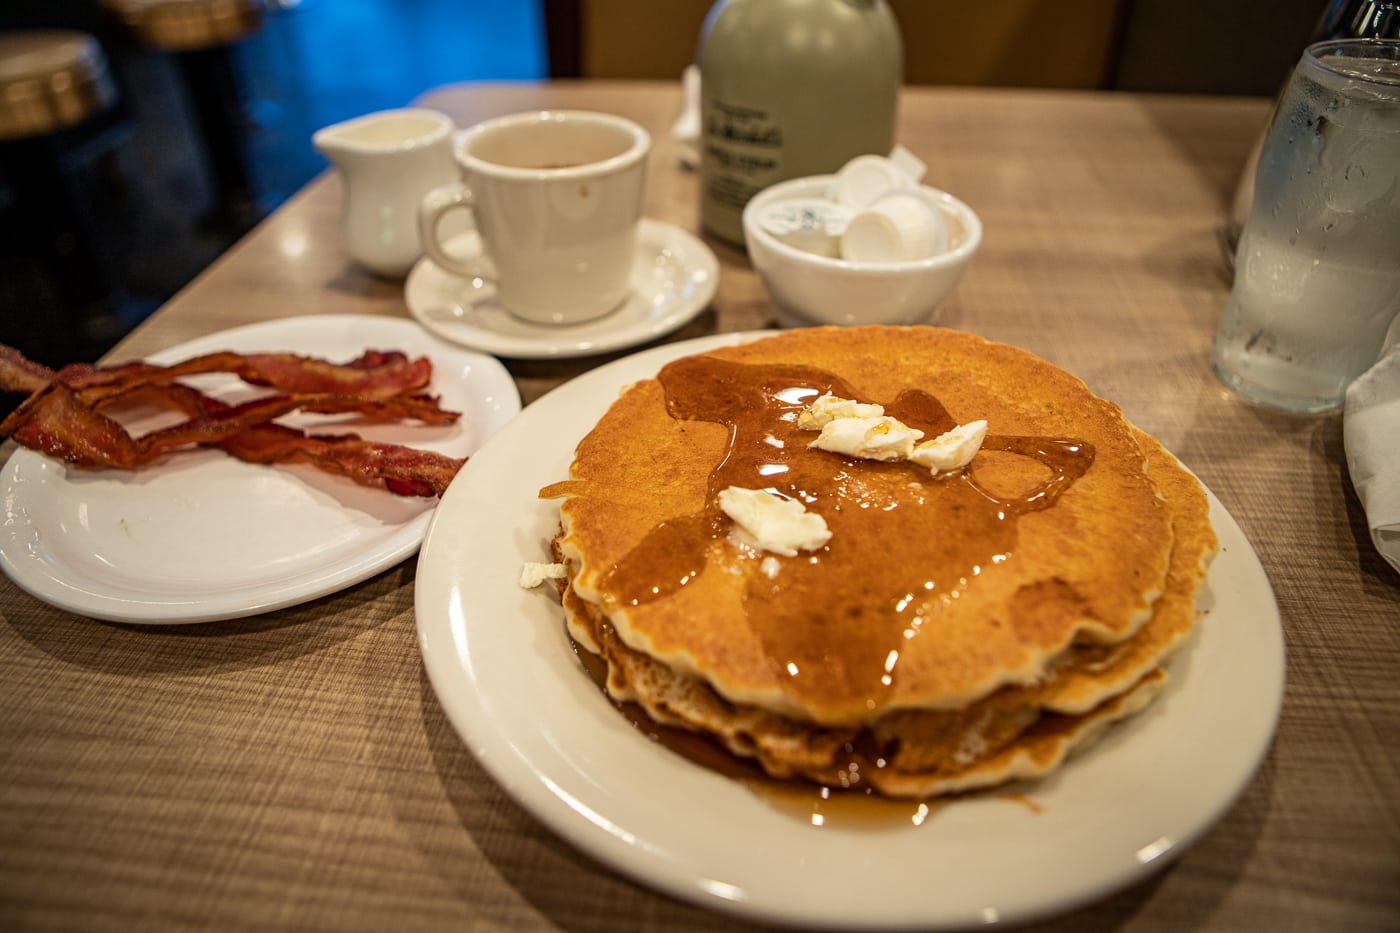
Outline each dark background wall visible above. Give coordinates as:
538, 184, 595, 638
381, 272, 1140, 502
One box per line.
1, 0, 1331, 384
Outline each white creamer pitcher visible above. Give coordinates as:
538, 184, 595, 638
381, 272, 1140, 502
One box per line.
313, 108, 458, 277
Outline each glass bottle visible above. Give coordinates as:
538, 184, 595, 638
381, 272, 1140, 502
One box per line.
697, 0, 902, 245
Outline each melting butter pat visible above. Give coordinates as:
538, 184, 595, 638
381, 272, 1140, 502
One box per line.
796, 393, 886, 430
910, 420, 988, 474
717, 486, 831, 557
809, 415, 924, 461
518, 561, 567, 589
800, 395, 986, 475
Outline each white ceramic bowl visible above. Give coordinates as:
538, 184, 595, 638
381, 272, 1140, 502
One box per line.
742, 174, 982, 326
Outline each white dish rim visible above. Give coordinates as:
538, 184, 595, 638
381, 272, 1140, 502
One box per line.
414, 330, 1285, 929
0, 314, 521, 624
404, 217, 720, 360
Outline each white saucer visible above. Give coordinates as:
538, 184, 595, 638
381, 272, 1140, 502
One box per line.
405, 218, 720, 359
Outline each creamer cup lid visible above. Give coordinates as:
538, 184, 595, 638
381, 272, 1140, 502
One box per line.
889, 145, 927, 185
841, 191, 948, 263
757, 197, 854, 258
832, 154, 914, 209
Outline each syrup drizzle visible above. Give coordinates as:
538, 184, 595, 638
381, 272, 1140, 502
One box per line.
574, 639, 1035, 828
596, 357, 1095, 720
571, 641, 941, 827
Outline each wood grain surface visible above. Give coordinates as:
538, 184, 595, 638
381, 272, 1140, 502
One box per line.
1, 81, 1397, 932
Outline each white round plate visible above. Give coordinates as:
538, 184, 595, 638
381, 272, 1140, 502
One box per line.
404, 218, 719, 359
414, 332, 1285, 930
1, 315, 520, 624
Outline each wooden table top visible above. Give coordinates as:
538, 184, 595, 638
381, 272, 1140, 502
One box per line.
2, 81, 1397, 932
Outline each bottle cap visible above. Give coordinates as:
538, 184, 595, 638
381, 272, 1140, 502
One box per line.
831, 154, 913, 209
840, 191, 949, 263
756, 197, 854, 258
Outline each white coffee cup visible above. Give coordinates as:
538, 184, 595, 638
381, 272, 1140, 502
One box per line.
418, 110, 651, 325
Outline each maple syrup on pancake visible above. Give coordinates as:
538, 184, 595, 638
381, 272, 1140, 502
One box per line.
596, 356, 1095, 720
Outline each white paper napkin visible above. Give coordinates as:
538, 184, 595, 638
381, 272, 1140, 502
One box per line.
1344, 317, 1400, 574
671, 65, 701, 170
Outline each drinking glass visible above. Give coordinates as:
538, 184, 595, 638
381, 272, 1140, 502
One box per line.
1211, 38, 1400, 414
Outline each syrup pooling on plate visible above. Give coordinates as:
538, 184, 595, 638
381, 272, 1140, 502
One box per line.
597, 356, 1095, 720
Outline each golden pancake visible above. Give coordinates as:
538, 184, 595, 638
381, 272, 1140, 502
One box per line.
869, 668, 1170, 798
1025, 429, 1215, 717
539, 326, 1215, 798
549, 429, 1212, 797
845, 433, 1215, 795
544, 326, 1175, 727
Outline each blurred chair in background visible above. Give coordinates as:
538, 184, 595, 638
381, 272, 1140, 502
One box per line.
0, 29, 124, 367
101, 0, 266, 233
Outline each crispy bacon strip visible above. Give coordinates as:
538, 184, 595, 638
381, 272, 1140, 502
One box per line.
218, 425, 463, 497
0, 346, 58, 396
65, 350, 432, 402
86, 380, 458, 427
268, 392, 458, 425
142, 394, 371, 450
89, 380, 229, 419
5, 383, 145, 468
0, 342, 468, 498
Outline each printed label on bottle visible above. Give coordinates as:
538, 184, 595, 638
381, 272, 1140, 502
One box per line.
703, 98, 783, 210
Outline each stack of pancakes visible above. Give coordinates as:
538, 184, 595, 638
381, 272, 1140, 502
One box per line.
541, 327, 1215, 798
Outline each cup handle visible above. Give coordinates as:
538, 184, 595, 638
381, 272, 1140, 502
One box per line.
418, 182, 495, 279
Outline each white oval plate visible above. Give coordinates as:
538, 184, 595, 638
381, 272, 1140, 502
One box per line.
404, 218, 719, 359
414, 332, 1285, 930
1, 315, 520, 624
